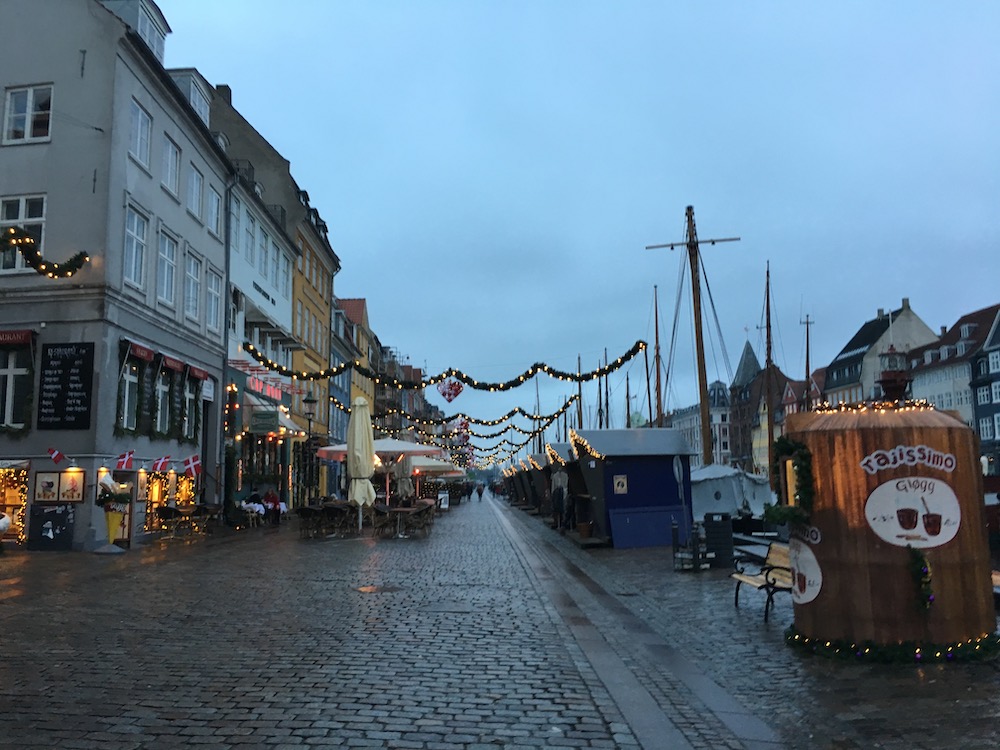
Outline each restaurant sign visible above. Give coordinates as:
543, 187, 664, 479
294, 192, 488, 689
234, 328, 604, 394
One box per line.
249, 409, 279, 433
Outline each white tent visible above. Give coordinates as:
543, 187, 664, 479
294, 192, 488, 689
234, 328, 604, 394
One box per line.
689, 464, 775, 521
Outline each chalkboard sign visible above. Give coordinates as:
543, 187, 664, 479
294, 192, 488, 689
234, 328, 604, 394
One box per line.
26, 503, 75, 551
37, 343, 94, 430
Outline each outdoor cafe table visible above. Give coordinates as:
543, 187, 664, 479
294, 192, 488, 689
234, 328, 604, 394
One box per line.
386, 506, 419, 538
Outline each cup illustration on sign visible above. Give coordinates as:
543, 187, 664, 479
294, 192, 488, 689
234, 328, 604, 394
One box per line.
921, 497, 942, 537
39, 480, 56, 500
896, 507, 918, 531
796, 570, 807, 594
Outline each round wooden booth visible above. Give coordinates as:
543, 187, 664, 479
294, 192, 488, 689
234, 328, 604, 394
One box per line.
782, 405, 995, 655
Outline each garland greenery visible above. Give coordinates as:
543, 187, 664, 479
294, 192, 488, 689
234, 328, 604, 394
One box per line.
763, 435, 814, 527
908, 546, 934, 611
3, 225, 90, 278
785, 625, 1000, 664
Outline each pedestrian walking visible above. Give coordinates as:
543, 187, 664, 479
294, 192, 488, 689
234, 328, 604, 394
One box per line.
550, 466, 568, 533
476, 482, 484, 501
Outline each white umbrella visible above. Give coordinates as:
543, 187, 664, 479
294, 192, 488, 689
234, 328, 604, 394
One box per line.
346, 396, 376, 530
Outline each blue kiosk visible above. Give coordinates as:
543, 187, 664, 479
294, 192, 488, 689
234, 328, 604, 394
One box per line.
569, 428, 695, 548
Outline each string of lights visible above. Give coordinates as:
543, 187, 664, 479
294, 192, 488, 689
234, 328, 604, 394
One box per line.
3, 226, 91, 278
244, 342, 646, 391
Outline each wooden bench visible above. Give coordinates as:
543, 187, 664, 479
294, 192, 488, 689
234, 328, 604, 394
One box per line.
731, 541, 792, 622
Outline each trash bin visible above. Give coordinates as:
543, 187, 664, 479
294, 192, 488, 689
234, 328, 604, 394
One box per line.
703, 512, 733, 568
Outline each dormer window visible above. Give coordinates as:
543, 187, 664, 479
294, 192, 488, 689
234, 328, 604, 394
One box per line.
960, 323, 976, 339
188, 82, 210, 126
137, 6, 166, 63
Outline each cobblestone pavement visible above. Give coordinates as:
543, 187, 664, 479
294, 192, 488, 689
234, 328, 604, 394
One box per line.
1, 493, 998, 749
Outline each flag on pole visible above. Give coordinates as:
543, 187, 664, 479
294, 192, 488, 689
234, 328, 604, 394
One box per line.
47, 448, 66, 464
116, 450, 134, 470
152, 456, 171, 472
183, 454, 202, 477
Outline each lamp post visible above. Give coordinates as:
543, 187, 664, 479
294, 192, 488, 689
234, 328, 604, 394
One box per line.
303, 390, 317, 504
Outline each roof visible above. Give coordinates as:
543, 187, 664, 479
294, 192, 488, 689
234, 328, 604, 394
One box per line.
547, 443, 575, 463
336, 298, 368, 327
829, 303, 910, 367
572, 428, 694, 458
690, 464, 769, 484
908, 304, 1000, 372
731, 341, 761, 388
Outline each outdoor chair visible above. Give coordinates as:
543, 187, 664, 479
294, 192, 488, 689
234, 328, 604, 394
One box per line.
294, 506, 322, 539
370, 504, 395, 538
404, 503, 434, 537
155, 505, 183, 538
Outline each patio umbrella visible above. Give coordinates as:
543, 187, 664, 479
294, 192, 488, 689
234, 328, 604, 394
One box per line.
346, 396, 376, 530
406, 455, 459, 497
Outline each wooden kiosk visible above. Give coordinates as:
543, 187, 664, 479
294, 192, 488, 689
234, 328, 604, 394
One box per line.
782, 401, 996, 659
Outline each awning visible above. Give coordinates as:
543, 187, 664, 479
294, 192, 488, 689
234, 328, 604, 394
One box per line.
243, 393, 301, 435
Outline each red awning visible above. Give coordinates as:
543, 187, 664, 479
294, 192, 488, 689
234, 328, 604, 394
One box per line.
0, 329, 34, 345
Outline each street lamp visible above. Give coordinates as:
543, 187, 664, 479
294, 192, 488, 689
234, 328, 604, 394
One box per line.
303, 389, 317, 503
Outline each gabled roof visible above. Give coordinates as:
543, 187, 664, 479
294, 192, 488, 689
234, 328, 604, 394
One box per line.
731, 341, 761, 388
830, 304, 907, 367
909, 304, 1000, 372
336, 298, 368, 327
572, 428, 694, 458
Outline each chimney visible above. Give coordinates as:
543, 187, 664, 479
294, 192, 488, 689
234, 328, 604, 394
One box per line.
902, 297, 910, 310
216, 84, 232, 104
877, 308, 885, 319
940, 326, 947, 336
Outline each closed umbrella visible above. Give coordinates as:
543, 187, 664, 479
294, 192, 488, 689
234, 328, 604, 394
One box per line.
346, 396, 376, 530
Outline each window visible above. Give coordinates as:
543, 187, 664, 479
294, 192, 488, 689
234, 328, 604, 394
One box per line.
155, 370, 171, 433
161, 137, 180, 194
119, 360, 140, 431
137, 7, 166, 62
124, 206, 148, 286
188, 84, 210, 126
990, 351, 1000, 374
281, 254, 290, 298
1, 195, 44, 272
229, 197, 241, 249
0, 348, 31, 428
993, 382, 1000, 404
981, 417, 995, 441
206, 270, 222, 331
258, 229, 269, 276
207, 187, 222, 236
996, 414, 1000, 442
270, 239, 279, 286
3, 85, 52, 143
979, 386, 991, 405
187, 166, 203, 218
296, 300, 303, 338
183, 379, 198, 439
243, 213, 255, 264
156, 232, 177, 304
129, 99, 151, 167
184, 255, 202, 320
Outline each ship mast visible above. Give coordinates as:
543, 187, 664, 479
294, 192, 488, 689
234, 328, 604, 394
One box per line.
765, 262, 775, 485
646, 206, 740, 465
654, 285, 664, 426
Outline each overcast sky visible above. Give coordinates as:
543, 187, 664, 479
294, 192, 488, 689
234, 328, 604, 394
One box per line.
164, 1, 1000, 459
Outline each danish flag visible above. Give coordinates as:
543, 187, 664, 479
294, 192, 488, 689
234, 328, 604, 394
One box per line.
152, 456, 171, 472
183, 454, 202, 477
116, 450, 135, 470
47, 448, 66, 464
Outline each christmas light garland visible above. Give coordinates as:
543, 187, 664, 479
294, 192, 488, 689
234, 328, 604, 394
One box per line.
813, 398, 935, 415
3, 226, 91, 278
785, 625, 1000, 663
244, 342, 646, 391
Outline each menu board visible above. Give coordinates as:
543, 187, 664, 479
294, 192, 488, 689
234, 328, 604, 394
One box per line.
37, 343, 95, 430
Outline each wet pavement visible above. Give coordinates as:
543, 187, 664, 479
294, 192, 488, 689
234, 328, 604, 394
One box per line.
1, 492, 999, 749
